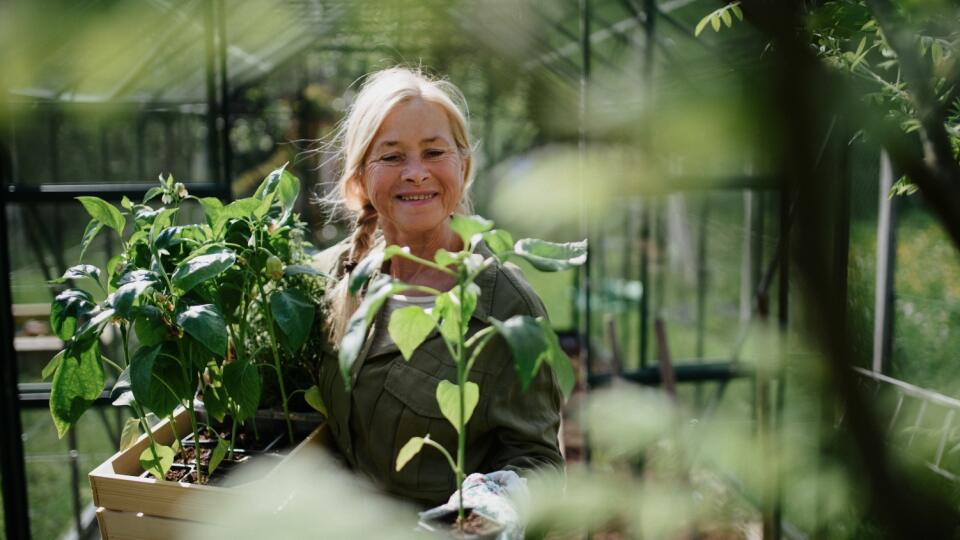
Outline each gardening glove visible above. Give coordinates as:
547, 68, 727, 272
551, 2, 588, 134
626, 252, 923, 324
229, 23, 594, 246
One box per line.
419, 471, 527, 540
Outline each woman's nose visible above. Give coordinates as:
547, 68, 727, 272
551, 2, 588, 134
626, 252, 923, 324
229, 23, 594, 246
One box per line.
402, 157, 429, 184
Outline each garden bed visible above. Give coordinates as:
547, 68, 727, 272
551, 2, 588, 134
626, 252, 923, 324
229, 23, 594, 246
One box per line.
90, 407, 327, 539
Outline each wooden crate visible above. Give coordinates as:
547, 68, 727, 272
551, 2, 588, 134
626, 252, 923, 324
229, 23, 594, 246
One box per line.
90, 409, 328, 539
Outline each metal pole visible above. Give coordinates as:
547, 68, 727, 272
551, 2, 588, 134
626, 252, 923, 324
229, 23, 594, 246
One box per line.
216, 0, 232, 197
639, 202, 650, 367
204, 0, 222, 185
873, 151, 897, 374
694, 195, 709, 409
579, 0, 592, 465
69, 428, 82, 535
1, 112, 32, 540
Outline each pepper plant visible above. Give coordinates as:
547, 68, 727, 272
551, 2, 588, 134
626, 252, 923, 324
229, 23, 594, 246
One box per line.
46, 166, 327, 483
340, 214, 586, 526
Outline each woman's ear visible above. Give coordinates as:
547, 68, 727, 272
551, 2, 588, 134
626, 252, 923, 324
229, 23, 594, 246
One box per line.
344, 174, 368, 211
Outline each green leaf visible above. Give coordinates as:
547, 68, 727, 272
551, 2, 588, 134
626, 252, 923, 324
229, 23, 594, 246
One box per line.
513, 238, 587, 271
395, 436, 425, 472
481, 230, 514, 257
41, 350, 64, 382
110, 274, 158, 318
79, 220, 104, 262
111, 366, 132, 399
171, 250, 236, 294
76, 196, 125, 233
208, 438, 229, 476
304, 385, 327, 416
539, 319, 575, 399
49, 341, 105, 438
120, 417, 141, 451
130, 345, 188, 417
199, 197, 224, 231
388, 306, 435, 360
112, 390, 135, 408
134, 305, 167, 347
710, 13, 720, 31
695, 14, 710, 36
52, 264, 102, 286
720, 8, 732, 27
434, 248, 459, 268
436, 380, 479, 434
140, 444, 175, 479
270, 289, 315, 352
121, 196, 134, 210
339, 277, 408, 385
223, 358, 261, 422
50, 289, 95, 340
72, 307, 116, 350
490, 315, 550, 391
203, 384, 228, 423
450, 215, 494, 248
254, 164, 287, 200
284, 264, 331, 279
349, 251, 384, 294
176, 304, 228, 357
143, 186, 164, 204
731, 4, 743, 20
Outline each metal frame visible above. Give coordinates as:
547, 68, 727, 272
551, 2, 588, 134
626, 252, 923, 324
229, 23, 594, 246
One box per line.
1, 5, 232, 539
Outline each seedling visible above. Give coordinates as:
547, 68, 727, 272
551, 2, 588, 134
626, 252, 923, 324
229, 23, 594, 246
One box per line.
340, 214, 586, 527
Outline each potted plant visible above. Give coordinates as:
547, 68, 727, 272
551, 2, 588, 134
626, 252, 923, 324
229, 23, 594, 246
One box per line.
45, 166, 331, 537
341, 214, 585, 536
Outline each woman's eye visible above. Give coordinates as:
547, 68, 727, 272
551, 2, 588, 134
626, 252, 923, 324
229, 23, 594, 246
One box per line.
381, 154, 402, 163
425, 149, 446, 158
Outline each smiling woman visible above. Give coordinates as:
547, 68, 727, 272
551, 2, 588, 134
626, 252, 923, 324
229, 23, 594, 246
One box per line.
312, 67, 567, 518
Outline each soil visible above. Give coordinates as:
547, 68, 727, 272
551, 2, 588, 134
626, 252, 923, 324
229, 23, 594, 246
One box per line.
455, 512, 503, 537
164, 465, 193, 482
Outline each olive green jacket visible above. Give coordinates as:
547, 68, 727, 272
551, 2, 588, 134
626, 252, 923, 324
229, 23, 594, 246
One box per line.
312, 237, 564, 507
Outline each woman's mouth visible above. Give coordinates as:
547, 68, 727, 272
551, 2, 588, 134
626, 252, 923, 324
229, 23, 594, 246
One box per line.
396, 192, 438, 203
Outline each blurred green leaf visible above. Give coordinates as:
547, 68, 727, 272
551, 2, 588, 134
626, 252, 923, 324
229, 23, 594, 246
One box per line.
270, 289, 315, 352
119, 417, 140, 451
79, 220, 104, 262
513, 238, 587, 271
76, 196, 125, 233
223, 357, 261, 422
140, 444, 175, 479
304, 385, 327, 416
490, 315, 549, 391
450, 215, 494, 247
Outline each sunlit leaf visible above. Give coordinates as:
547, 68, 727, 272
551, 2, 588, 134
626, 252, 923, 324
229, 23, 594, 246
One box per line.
50, 341, 105, 438
76, 196, 125, 233
436, 380, 479, 434
78, 220, 103, 262
481, 230, 514, 257
395, 436, 425, 472
50, 289, 94, 340
304, 385, 327, 416
513, 238, 587, 271
51, 264, 102, 286
119, 417, 140, 451
490, 315, 549, 391
388, 306, 435, 360
171, 250, 236, 294
450, 215, 494, 247
140, 444, 175, 479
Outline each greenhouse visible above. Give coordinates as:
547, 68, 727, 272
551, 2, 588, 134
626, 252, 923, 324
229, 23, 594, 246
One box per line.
2, 0, 959, 538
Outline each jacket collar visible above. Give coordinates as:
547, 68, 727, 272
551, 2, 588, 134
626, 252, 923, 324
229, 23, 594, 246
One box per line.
349, 238, 500, 378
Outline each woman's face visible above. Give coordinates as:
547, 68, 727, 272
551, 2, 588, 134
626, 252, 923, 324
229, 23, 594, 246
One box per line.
360, 97, 465, 239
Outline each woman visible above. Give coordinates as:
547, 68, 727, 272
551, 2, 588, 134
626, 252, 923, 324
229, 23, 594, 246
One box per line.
313, 67, 563, 508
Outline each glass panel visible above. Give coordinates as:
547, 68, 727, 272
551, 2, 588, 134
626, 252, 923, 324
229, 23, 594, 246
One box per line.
21, 406, 126, 539
892, 200, 960, 395
7, 202, 123, 383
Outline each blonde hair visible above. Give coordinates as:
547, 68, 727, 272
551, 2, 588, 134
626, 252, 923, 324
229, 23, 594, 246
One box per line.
323, 66, 475, 343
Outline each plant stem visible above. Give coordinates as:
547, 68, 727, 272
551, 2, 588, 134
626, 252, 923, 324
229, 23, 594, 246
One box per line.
256, 277, 294, 444
186, 398, 202, 484
456, 276, 467, 528
229, 413, 239, 460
